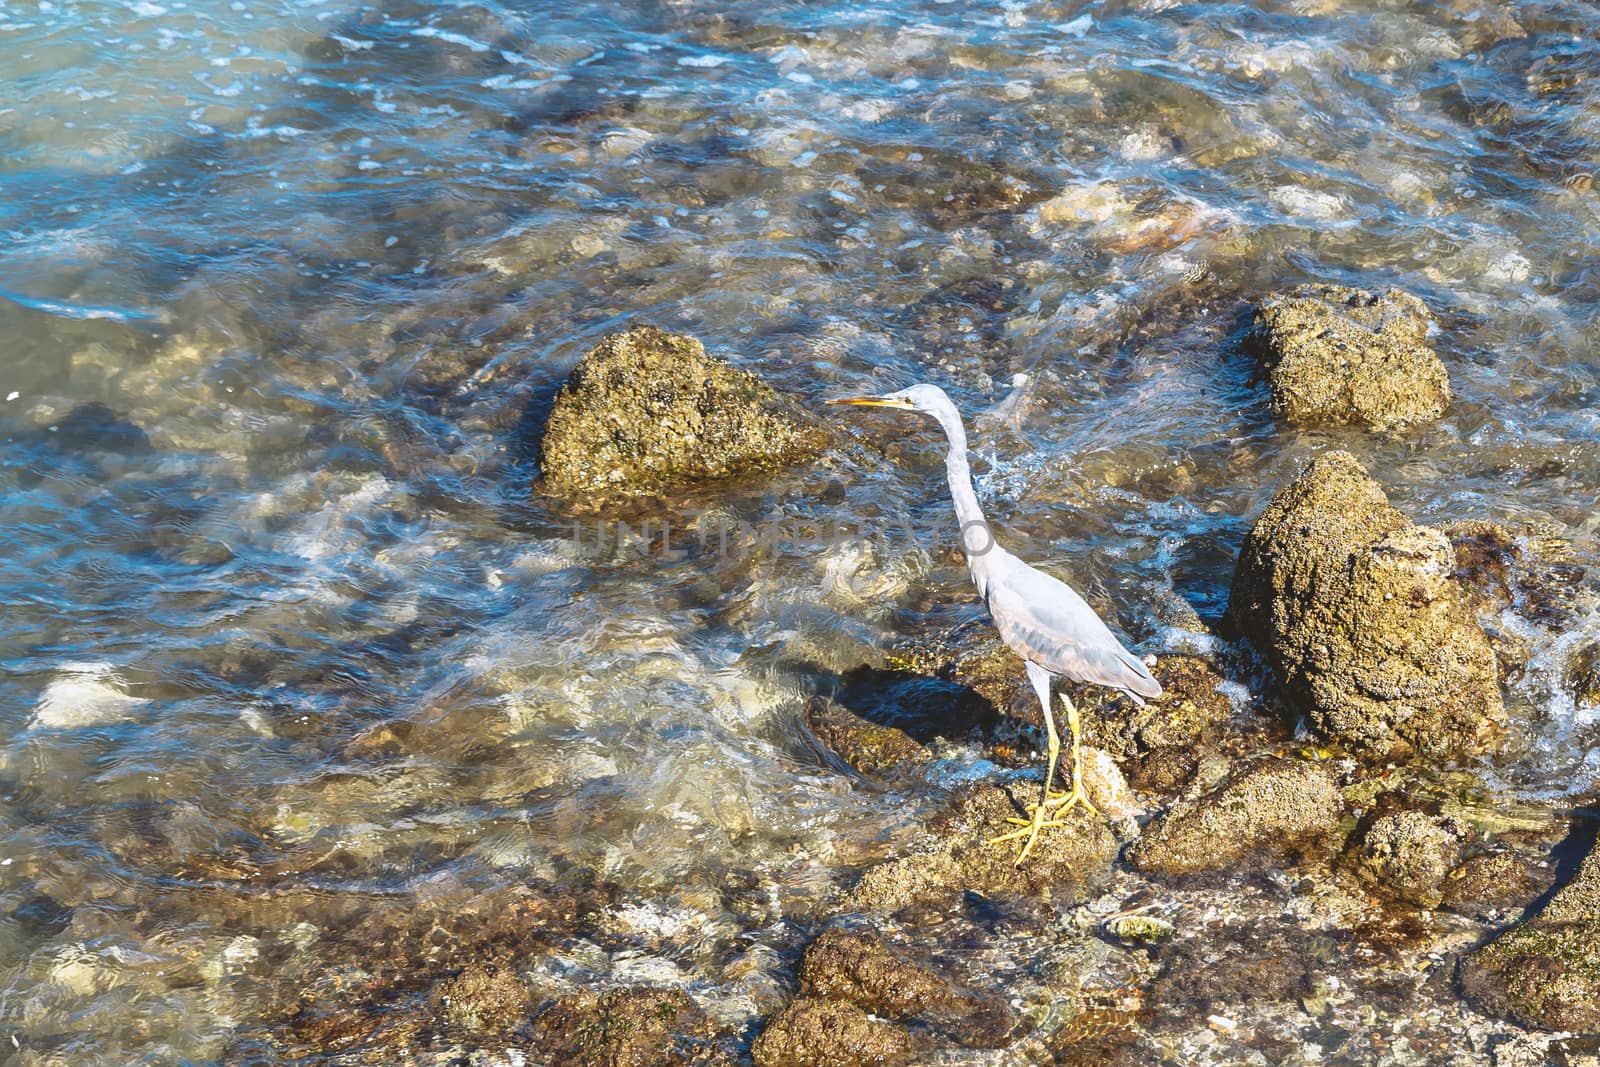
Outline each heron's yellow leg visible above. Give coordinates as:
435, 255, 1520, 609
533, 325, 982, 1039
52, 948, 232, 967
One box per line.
1042, 693, 1098, 817
989, 684, 1072, 864
989, 692, 1097, 864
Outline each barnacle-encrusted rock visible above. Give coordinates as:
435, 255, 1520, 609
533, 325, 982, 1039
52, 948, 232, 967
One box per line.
751, 997, 920, 1067
538, 325, 827, 498
1442, 850, 1555, 922
1251, 284, 1450, 431
1460, 840, 1600, 1031
844, 782, 1118, 912
430, 963, 531, 1034
805, 698, 931, 778
1126, 758, 1343, 877
530, 986, 734, 1067
1352, 810, 1466, 908
1226, 451, 1503, 759
797, 927, 1014, 1045
1078, 653, 1234, 762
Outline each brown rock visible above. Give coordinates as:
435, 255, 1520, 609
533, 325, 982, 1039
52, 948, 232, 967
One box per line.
1352, 811, 1467, 908
845, 782, 1119, 912
805, 699, 930, 778
1127, 758, 1343, 878
1442, 850, 1556, 922
751, 997, 920, 1067
538, 325, 827, 499
531, 986, 734, 1067
797, 927, 1015, 1045
431, 963, 531, 1034
1460, 840, 1600, 1031
1226, 451, 1503, 759
1077, 654, 1234, 761
1251, 284, 1450, 431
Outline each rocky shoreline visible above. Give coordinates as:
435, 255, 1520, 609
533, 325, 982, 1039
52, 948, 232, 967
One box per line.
272, 312, 1595, 1066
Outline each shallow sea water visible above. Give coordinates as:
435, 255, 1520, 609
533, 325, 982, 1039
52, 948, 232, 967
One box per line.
1, 0, 1598, 1062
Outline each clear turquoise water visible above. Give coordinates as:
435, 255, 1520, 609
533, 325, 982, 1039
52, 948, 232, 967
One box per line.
1, 0, 1597, 1060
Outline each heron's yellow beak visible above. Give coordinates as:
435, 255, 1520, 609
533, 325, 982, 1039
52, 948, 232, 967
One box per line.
826, 395, 913, 409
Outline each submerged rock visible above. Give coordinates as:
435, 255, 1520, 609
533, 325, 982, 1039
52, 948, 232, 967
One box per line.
1250, 284, 1450, 431
1460, 840, 1600, 1031
1441, 850, 1556, 923
537, 325, 827, 499
751, 996, 920, 1067
1226, 451, 1503, 759
430, 963, 531, 1034
1126, 758, 1343, 878
797, 926, 1014, 1045
530, 986, 734, 1067
844, 782, 1119, 912
1351, 810, 1467, 909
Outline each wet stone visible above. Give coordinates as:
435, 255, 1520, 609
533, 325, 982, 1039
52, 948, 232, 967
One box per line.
1127, 757, 1344, 878
1448, 519, 1587, 628
1250, 284, 1451, 431
430, 963, 531, 1035
1153, 918, 1321, 1017
843, 782, 1119, 912
1568, 640, 1600, 706
804, 698, 931, 778
1351, 810, 1468, 909
1441, 850, 1557, 922
1226, 450, 1503, 760
751, 996, 921, 1067
1077, 653, 1236, 763
530, 986, 735, 1067
796, 925, 1015, 1046
1460, 839, 1600, 1032
536, 325, 828, 500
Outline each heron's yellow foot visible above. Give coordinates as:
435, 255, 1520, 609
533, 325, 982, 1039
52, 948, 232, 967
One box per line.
987, 802, 1071, 865
1042, 782, 1099, 817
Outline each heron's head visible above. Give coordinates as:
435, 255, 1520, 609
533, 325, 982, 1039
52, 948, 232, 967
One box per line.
825, 383, 950, 414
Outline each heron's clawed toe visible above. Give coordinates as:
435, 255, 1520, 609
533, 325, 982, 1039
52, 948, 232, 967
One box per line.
988, 804, 1070, 865
1042, 783, 1099, 817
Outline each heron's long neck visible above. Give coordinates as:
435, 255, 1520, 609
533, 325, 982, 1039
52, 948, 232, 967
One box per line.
930, 404, 995, 587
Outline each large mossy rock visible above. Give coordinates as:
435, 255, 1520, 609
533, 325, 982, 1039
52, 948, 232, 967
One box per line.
1225, 451, 1502, 759
1460, 841, 1600, 1031
1252, 284, 1450, 431
538, 325, 827, 498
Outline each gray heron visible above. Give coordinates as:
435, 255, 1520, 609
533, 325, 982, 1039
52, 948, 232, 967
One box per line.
828, 384, 1161, 865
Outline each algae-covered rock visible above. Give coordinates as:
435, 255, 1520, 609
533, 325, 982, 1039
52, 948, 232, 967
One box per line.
530, 986, 733, 1067
805, 698, 931, 778
538, 325, 827, 498
1352, 810, 1466, 909
751, 997, 920, 1067
1442, 850, 1556, 922
1226, 451, 1503, 759
797, 927, 1014, 1044
1460, 841, 1600, 1031
1251, 284, 1450, 431
1078, 654, 1234, 762
844, 782, 1119, 912
430, 963, 531, 1034
1126, 758, 1343, 878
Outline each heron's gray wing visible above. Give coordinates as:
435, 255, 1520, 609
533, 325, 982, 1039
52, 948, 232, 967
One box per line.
984, 557, 1162, 699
